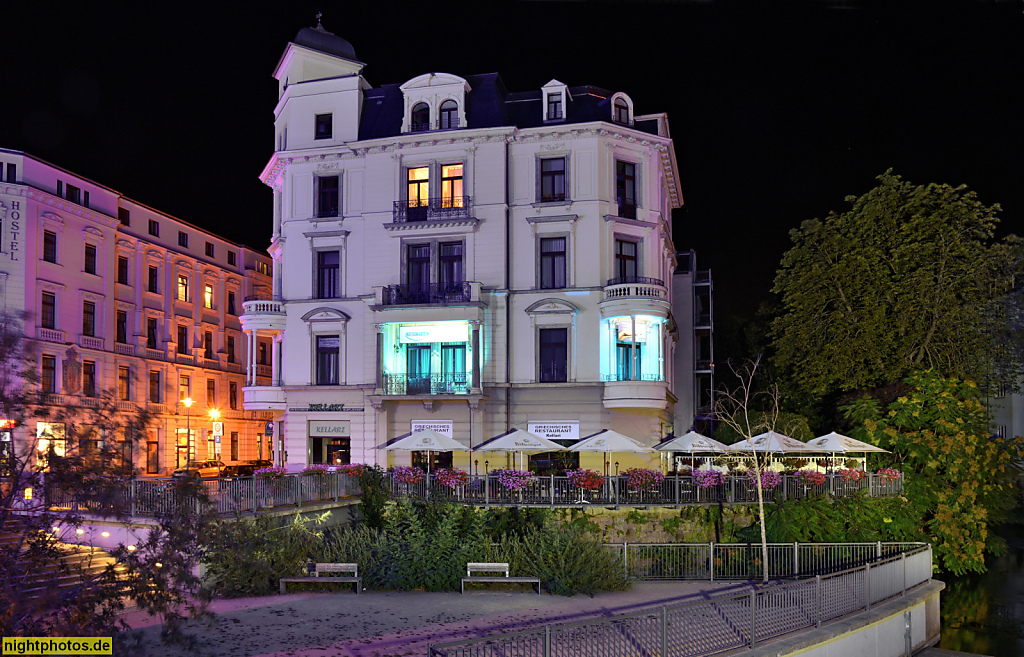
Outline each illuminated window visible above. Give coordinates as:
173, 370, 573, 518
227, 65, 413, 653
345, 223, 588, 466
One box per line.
177, 275, 189, 302
440, 164, 463, 209
36, 422, 67, 470
406, 167, 429, 220
204, 284, 214, 309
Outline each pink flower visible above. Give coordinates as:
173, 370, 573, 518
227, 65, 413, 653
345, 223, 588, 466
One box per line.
624, 468, 665, 492
694, 469, 726, 488
566, 469, 604, 490
392, 466, 425, 485
433, 467, 469, 489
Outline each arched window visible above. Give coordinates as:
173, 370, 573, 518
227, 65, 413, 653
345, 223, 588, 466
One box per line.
613, 99, 630, 124
411, 103, 430, 132
439, 100, 459, 129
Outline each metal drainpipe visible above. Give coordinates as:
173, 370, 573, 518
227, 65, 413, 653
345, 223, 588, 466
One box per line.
504, 134, 512, 433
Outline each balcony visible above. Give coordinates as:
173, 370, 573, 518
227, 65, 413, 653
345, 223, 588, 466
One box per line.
382, 373, 470, 396
79, 335, 104, 350
602, 378, 669, 410
599, 277, 669, 319
392, 197, 473, 224
240, 295, 286, 333
37, 327, 65, 344
382, 282, 474, 306
114, 342, 136, 356
243, 385, 286, 411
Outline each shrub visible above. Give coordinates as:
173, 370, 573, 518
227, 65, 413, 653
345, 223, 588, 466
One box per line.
694, 469, 725, 488
494, 469, 533, 492
255, 466, 287, 479
392, 466, 425, 485
357, 464, 389, 529
512, 525, 630, 596
624, 468, 665, 491
794, 470, 826, 486
433, 467, 469, 489
566, 468, 604, 490
746, 468, 782, 491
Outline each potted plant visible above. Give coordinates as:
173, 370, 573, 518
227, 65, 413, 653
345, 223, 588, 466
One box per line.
301, 464, 331, 498
624, 468, 665, 495
494, 469, 533, 501
433, 468, 469, 497
566, 468, 604, 503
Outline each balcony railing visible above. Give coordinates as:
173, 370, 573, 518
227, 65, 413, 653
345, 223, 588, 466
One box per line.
114, 342, 136, 356
146, 348, 164, 361
603, 277, 667, 301
601, 373, 664, 382
382, 373, 470, 396
256, 364, 273, 378
437, 118, 461, 130
392, 196, 472, 223
37, 327, 65, 343
80, 335, 104, 350
382, 282, 472, 306
242, 297, 284, 315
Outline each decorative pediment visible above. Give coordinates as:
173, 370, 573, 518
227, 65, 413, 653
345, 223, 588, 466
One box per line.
400, 72, 470, 91
301, 307, 351, 323
41, 212, 64, 225
525, 298, 580, 315
83, 226, 103, 238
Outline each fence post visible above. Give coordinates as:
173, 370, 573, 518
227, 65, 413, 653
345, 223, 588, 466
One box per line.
675, 474, 680, 506
749, 589, 757, 648
730, 476, 735, 503
544, 625, 551, 657
877, 540, 882, 559
624, 543, 629, 579
710, 542, 715, 581
793, 542, 799, 578
815, 575, 822, 628
661, 606, 668, 657
550, 474, 555, 509
865, 562, 871, 611
901, 552, 907, 596
295, 474, 301, 506
130, 478, 136, 517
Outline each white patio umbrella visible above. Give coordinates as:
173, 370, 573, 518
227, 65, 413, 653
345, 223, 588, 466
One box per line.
569, 429, 655, 475
382, 428, 465, 475
474, 429, 564, 470
806, 431, 888, 471
727, 430, 812, 469
656, 431, 728, 470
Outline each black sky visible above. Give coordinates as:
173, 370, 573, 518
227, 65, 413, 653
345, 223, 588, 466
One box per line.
4, 1, 1023, 332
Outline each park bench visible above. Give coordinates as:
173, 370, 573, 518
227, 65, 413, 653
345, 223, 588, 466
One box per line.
461, 562, 541, 594
279, 562, 362, 594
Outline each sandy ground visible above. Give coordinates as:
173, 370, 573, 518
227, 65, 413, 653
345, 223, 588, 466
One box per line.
121, 580, 750, 656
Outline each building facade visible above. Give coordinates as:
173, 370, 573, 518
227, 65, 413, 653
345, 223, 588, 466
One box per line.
0, 149, 273, 475
242, 23, 697, 474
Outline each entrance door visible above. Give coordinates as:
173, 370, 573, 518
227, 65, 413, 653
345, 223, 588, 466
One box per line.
406, 345, 431, 394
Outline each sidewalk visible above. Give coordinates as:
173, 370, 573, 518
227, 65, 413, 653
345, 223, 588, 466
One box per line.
124, 580, 746, 656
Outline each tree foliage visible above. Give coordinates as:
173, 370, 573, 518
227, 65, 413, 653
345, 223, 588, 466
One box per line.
0, 314, 214, 651
855, 371, 1024, 576
772, 171, 1023, 397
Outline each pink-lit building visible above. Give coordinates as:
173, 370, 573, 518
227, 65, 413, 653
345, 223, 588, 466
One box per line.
0, 148, 274, 475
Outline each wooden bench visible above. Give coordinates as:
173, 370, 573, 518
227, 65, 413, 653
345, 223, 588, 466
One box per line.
461, 562, 541, 594
279, 562, 362, 594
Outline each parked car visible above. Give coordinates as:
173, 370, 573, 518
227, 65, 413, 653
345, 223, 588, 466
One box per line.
220, 463, 259, 480
171, 460, 225, 479
246, 459, 273, 469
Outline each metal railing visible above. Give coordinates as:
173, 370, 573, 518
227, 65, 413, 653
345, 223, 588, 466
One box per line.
601, 373, 665, 382
45, 472, 361, 517
606, 275, 665, 287
428, 543, 932, 656
388, 473, 903, 507
382, 282, 473, 305
382, 373, 471, 396
392, 196, 473, 223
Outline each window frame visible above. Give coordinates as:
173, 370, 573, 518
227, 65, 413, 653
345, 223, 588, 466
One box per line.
410, 102, 430, 132
546, 93, 564, 121
42, 355, 57, 394
148, 219, 160, 237
614, 237, 641, 282
116, 310, 128, 344
315, 250, 341, 299
146, 317, 159, 349
42, 230, 58, 263
118, 366, 131, 401
149, 370, 161, 403
538, 235, 568, 290
147, 265, 159, 294
40, 292, 57, 330
84, 243, 97, 275
177, 274, 189, 302
315, 334, 341, 385
227, 251, 237, 267
315, 113, 333, 140
538, 327, 570, 383
82, 300, 97, 337
538, 157, 568, 203
176, 324, 188, 355
117, 256, 130, 285
205, 242, 215, 258
439, 99, 459, 129
178, 231, 189, 248
315, 174, 341, 218
203, 283, 215, 309
82, 360, 97, 397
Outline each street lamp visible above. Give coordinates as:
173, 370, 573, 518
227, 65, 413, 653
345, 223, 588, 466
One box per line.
183, 397, 194, 471
210, 409, 221, 478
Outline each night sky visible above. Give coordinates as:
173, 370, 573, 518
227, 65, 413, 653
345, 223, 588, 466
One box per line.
5, 1, 1023, 345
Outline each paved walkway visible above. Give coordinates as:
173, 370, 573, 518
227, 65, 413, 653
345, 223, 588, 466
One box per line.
123, 580, 747, 656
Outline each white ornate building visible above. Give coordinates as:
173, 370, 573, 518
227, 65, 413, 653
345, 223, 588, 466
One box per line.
242, 22, 704, 474
0, 148, 274, 475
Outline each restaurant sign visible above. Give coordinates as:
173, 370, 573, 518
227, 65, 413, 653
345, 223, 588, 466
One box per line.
527, 422, 579, 442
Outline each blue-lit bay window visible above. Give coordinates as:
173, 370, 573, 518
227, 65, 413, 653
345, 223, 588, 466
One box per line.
381, 321, 474, 395
599, 316, 665, 382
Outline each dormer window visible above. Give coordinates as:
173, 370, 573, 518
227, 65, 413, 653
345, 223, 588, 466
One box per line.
439, 100, 459, 129
614, 100, 629, 124
610, 92, 634, 125
411, 103, 430, 132
546, 93, 563, 121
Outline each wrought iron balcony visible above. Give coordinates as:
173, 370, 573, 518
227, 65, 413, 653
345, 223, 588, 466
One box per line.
382, 282, 472, 306
392, 197, 472, 223
382, 373, 470, 396
437, 118, 461, 130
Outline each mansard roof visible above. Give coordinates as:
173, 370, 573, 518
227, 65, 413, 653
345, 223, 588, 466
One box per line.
358, 73, 662, 140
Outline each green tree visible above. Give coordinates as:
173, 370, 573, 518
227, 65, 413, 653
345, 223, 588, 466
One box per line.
772, 171, 1023, 398
856, 370, 1023, 575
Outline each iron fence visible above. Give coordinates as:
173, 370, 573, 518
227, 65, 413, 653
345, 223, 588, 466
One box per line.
428, 544, 932, 657
45, 471, 360, 517
388, 472, 902, 507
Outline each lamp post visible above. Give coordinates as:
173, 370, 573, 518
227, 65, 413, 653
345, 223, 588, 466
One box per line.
183, 397, 194, 471
210, 409, 221, 478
